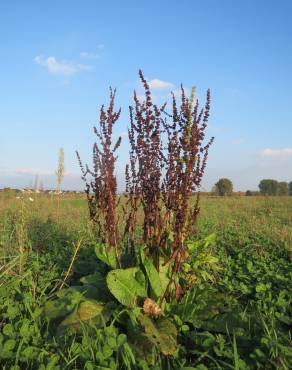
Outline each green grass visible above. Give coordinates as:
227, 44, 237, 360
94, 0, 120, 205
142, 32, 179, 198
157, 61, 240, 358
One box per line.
0, 193, 291, 369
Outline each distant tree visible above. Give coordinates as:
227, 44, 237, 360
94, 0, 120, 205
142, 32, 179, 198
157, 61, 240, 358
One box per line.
289, 181, 292, 196
246, 190, 252, 196
277, 181, 289, 196
214, 178, 233, 196
258, 179, 278, 196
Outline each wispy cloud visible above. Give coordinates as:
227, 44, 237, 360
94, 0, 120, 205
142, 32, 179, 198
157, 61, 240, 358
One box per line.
260, 148, 292, 158
34, 56, 92, 76
80, 44, 104, 59
80, 51, 99, 59
148, 79, 174, 90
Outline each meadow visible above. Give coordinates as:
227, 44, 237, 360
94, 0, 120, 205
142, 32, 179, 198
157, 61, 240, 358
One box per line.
0, 192, 291, 369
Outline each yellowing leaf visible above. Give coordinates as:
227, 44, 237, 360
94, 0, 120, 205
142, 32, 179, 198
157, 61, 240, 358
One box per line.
138, 315, 177, 355
59, 300, 113, 332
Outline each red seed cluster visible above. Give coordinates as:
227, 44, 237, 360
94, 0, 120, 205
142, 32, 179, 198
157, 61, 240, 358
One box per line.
124, 71, 214, 274
76, 88, 121, 255
161, 86, 214, 284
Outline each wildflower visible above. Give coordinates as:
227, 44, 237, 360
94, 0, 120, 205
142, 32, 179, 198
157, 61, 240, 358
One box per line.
29, 197, 34, 202
143, 298, 162, 317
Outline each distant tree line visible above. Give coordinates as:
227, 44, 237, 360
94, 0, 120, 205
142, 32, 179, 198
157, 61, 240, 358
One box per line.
257, 179, 292, 196
213, 178, 292, 196
246, 179, 292, 196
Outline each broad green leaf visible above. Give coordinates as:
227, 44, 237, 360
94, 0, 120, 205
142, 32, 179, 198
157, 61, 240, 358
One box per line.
61, 300, 103, 323
59, 300, 113, 332
143, 257, 163, 300
106, 267, 147, 307
126, 314, 156, 365
138, 315, 177, 355
129, 332, 156, 365
45, 284, 109, 321
95, 243, 117, 269
158, 258, 172, 293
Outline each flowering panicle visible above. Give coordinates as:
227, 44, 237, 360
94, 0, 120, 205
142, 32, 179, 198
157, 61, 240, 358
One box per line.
162, 86, 214, 286
124, 70, 167, 266
124, 71, 213, 276
76, 88, 121, 257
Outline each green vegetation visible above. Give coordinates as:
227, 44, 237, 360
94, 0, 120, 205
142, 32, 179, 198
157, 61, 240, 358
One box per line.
0, 193, 291, 369
0, 74, 291, 369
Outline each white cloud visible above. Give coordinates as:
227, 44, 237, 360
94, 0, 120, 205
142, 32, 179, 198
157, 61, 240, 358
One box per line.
80, 51, 99, 59
34, 55, 92, 76
148, 79, 174, 90
80, 44, 104, 59
260, 148, 292, 158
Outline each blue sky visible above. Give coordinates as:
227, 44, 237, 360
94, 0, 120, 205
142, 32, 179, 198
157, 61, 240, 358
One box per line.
1, 0, 292, 191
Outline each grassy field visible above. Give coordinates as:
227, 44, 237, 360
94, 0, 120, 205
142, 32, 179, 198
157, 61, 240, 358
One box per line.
0, 193, 291, 369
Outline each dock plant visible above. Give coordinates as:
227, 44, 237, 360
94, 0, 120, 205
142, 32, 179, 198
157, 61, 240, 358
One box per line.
76, 88, 122, 265
76, 70, 214, 301
49, 71, 215, 364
